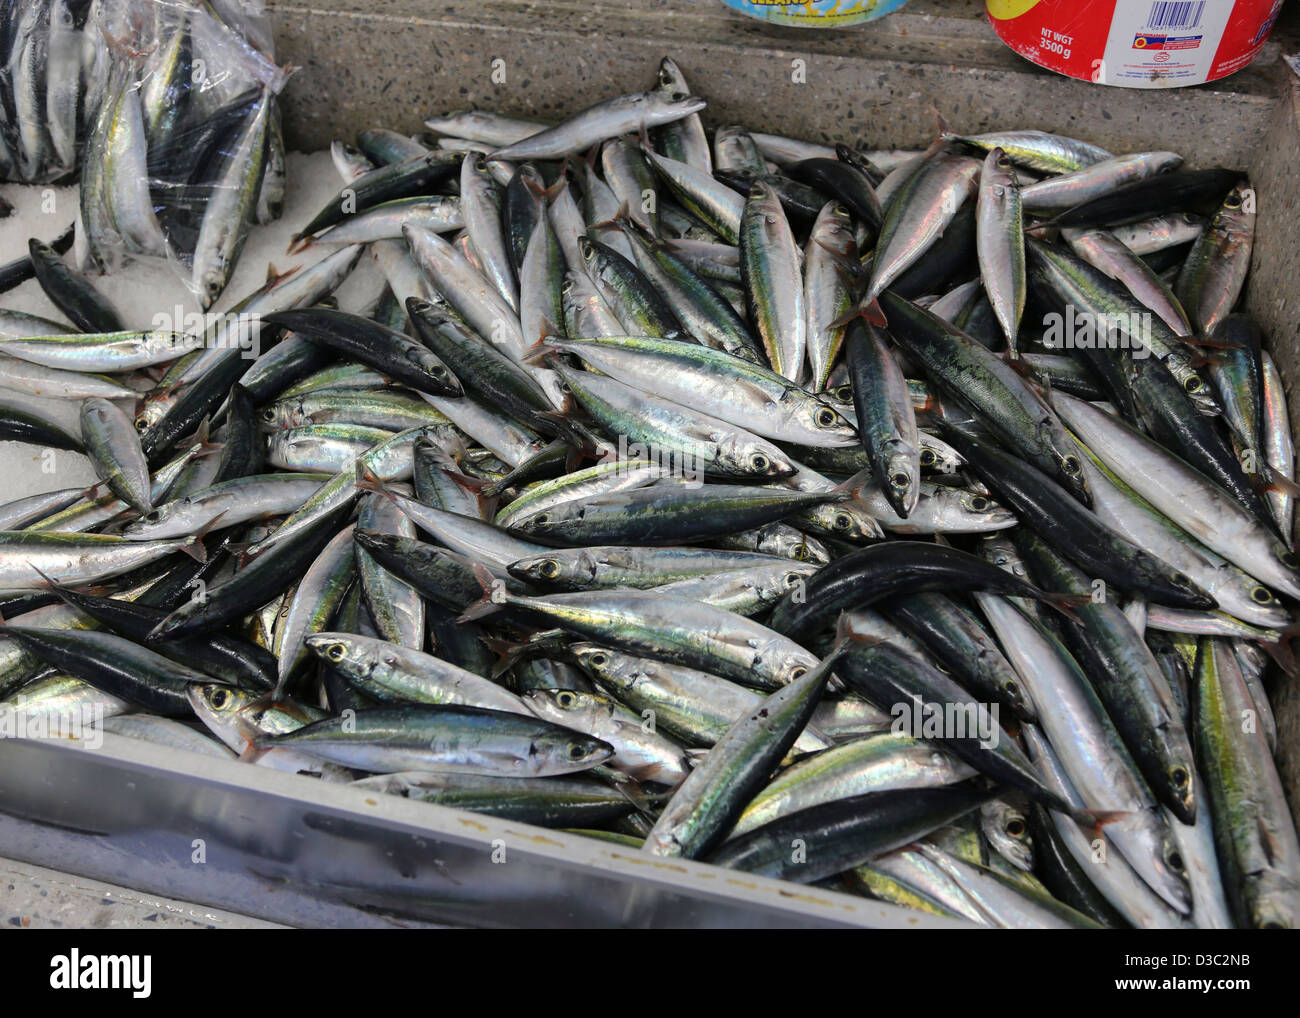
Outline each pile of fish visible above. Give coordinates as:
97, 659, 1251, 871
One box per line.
0, 0, 286, 305
0, 54, 1297, 930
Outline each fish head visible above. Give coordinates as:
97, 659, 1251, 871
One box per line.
918, 437, 963, 475
507, 551, 587, 586
797, 393, 858, 443
522, 688, 610, 729
569, 644, 625, 684
1153, 833, 1194, 915
981, 800, 1035, 872
408, 347, 461, 394
656, 57, 688, 94
261, 399, 307, 431
881, 441, 921, 519
808, 498, 882, 543
505, 505, 570, 540
1249, 889, 1300, 930
528, 727, 614, 774
714, 433, 796, 479
949, 487, 1017, 529
306, 633, 368, 676
186, 683, 262, 751
121, 498, 187, 538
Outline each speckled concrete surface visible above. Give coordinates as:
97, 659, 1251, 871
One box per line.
265, 0, 1284, 165
2, 857, 284, 929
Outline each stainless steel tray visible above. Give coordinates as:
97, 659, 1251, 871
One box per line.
0, 734, 968, 927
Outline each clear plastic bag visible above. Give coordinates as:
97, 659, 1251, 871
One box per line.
1, 0, 289, 307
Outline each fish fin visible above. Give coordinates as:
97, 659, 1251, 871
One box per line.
682, 747, 710, 770
536, 410, 573, 435
563, 154, 588, 181
443, 468, 489, 494
613, 776, 668, 816
240, 741, 272, 763
812, 238, 866, 281
265, 262, 302, 288
457, 563, 508, 623
828, 306, 859, 330
930, 105, 954, 143
1261, 640, 1300, 681
27, 565, 73, 598
193, 416, 223, 456
833, 468, 872, 495
861, 297, 888, 327
178, 535, 207, 563
190, 510, 230, 545
1001, 345, 1028, 370
1182, 331, 1243, 351
1043, 593, 1090, 626
520, 335, 561, 366
1264, 465, 1300, 497
589, 200, 632, 235
1074, 808, 1131, 832
355, 464, 394, 500
832, 610, 884, 651
478, 634, 531, 678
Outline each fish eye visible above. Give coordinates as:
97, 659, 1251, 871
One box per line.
1184, 375, 1202, 393
670, 91, 688, 102
750, 453, 770, 472
134, 417, 150, 432
531, 511, 551, 526
970, 496, 989, 512
143, 510, 162, 523
556, 691, 577, 709
1224, 194, 1242, 210
833, 512, 853, 530
1005, 818, 1026, 838
658, 69, 673, 88
561, 277, 575, 295
789, 666, 808, 680
262, 408, 276, 421
1167, 850, 1185, 874
538, 559, 560, 578
792, 544, 810, 561
815, 407, 840, 428
588, 651, 608, 668
1251, 586, 1274, 604
1282, 551, 1300, 570
997, 156, 1012, 169
919, 449, 937, 466
890, 471, 910, 490
327, 642, 347, 661
1062, 455, 1081, 475
1171, 766, 1189, 788
430, 365, 447, 377
567, 741, 590, 760
833, 385, 853, 403
207, 688, 230, 710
